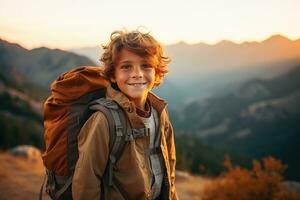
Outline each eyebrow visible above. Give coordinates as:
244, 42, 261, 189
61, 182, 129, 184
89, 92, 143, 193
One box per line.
119, 60, 148, 64
119, 60, 132, 64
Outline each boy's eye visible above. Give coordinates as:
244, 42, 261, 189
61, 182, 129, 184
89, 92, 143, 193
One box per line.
141, 63, 152, 69
121, 64, 131, 70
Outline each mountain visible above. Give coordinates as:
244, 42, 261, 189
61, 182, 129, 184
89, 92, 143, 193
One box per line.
0, 39, 96, 90
172, 64, 300, 181
69, 35, 300, 108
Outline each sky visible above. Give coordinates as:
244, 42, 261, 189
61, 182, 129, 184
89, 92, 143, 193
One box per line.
0, 0, 300, 50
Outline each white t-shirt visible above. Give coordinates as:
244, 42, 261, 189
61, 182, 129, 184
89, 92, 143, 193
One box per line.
140, 107, 165, 199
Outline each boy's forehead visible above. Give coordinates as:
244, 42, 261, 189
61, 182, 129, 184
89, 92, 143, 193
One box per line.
115, 48, 156, 63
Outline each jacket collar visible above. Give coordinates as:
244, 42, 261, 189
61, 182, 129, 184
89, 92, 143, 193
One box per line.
105, 84, 167, 128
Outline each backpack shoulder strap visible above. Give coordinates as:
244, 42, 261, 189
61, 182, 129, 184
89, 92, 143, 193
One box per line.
89, 98, 119, 151
89, 98, 126, 169
89, 98, 130, 200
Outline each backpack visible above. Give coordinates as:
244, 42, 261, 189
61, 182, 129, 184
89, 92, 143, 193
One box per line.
40, 66, 150, 200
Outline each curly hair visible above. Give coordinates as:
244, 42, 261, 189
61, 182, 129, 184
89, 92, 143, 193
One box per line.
100, 29, 171, 87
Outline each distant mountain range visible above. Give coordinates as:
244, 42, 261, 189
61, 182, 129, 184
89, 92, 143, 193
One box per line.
70, 34, 300, 77
165, 35, 300, 78
70, 35, 300, 107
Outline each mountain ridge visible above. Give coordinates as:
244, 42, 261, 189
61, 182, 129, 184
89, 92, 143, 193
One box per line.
69, 34, 300, 84
0, 38, 96, 89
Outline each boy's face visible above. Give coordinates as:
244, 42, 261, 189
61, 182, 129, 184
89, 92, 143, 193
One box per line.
111, 48, 155, 108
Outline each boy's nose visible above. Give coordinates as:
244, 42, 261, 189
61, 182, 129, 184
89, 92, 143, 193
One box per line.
132, 66, 143, 78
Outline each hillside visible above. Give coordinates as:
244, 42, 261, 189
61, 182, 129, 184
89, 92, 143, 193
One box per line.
172, 64, 300, 180
0, 75, 44, 149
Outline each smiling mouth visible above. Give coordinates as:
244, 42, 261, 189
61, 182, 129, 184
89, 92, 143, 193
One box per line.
127, 83, 147, 86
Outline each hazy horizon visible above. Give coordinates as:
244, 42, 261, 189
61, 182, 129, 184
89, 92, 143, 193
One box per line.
1, 0, 300, 49
1, 33, 299, 51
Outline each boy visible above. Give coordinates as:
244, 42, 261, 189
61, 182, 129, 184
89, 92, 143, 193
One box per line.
72, 30, 179, 200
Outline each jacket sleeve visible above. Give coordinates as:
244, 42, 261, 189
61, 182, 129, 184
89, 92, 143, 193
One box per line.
166, 118, 179, 200
72, 111, 110, 200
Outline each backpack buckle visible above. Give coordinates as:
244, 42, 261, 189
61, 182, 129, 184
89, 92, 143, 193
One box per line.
115, 124, 123, 137
125, 128, 150, 141
125, 133, 134, 141
132, 128, 150, 137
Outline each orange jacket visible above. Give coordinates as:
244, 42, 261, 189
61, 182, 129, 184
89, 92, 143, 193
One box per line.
72, 85, 179, 200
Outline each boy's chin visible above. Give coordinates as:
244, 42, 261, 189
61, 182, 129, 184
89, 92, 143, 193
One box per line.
127, 94, 145, 100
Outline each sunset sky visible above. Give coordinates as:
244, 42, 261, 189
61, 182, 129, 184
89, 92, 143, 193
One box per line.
0, 0, 299, 50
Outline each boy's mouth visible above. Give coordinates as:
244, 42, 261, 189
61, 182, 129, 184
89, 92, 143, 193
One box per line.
127, 82, 147, 87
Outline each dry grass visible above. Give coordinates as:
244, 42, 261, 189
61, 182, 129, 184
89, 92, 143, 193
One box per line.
0, 152, 211, 200
0, 152, 50, 200
176, 173, 212, 200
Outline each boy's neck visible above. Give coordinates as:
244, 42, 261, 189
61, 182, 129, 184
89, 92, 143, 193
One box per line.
132, 98, 146, 111
131, 94, 148, 111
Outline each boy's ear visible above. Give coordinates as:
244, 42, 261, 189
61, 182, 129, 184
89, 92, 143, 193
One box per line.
110, 77, 116, 83
109, 71, 116, 82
